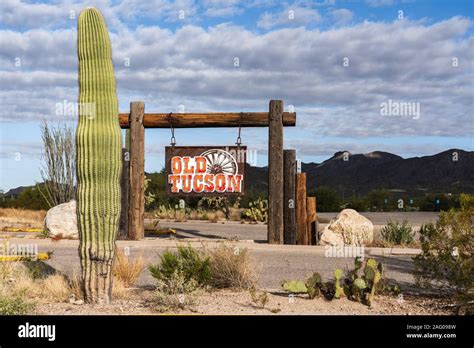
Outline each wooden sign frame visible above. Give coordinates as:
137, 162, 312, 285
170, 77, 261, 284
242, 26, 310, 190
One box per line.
165, 146, 247, 196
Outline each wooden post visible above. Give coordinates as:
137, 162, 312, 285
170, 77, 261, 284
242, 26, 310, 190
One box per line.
314, 197, 319, 245
306, 197, 316, 245
296, 173, 307, 245
119, 144, 130, 238
128, 102, 145, 240
283, 150, 296, 244
268, 100, 284, 244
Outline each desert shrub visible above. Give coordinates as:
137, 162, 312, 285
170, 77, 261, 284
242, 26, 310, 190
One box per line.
38, 121, 76, 208
413, 207, 473, 303
207, 244, 257, 289
380, 220, 414, 246
149, 246, 206, 312
459, 193, 474, 211
0, 293, 35, 315
307, 186, 341, 212
248, 287, 269, 309
149, 245, 211, 287
113, 249, 145, 287
153, 271, 201, 312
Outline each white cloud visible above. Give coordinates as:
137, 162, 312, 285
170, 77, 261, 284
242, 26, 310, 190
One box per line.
203, 0, 243, 17
330, 8, 353, 26
257, 6, 322, 29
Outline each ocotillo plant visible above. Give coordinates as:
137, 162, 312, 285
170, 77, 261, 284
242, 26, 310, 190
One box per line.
76, 7, 122, 303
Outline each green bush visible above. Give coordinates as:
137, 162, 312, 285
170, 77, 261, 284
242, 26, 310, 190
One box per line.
149, 245, 211, 287
413, 207, 473, 304
380, 220, 414, 246
0, 294, 35, 315
1, 185, 49, 210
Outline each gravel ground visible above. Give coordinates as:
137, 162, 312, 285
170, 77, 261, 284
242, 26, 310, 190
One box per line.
33, 289, 453, 315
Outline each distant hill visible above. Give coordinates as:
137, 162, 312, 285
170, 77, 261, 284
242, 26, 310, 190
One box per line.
4, 186, 30, 198
245, 149, 474, 196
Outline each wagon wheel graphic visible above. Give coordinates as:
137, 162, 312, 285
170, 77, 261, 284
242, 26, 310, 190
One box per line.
201, 149, 238, 175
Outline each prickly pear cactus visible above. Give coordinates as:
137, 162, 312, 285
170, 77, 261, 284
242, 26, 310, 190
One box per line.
281, 280, 307, 293
305, 273, 322, 299
353, 278, 367, 290
367, 270, 382, 306
334, 269, 345, 299
366, 258, 377, 269
364, 264, 375, 281
76, 7, 122, 303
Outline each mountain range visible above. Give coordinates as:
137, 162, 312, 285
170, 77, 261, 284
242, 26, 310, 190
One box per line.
245, 149, 474, 196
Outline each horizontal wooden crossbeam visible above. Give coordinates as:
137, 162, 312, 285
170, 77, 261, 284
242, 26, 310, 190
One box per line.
118, 112, 296, 128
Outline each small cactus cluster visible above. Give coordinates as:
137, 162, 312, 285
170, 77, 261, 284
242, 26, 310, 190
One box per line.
281, 257, 401, 307
281, 272, 324, 300
342, 257, 383, 306
244, 198, 268, 223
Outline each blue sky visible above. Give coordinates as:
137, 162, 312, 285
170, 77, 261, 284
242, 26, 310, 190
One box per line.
0, 0, 473, 191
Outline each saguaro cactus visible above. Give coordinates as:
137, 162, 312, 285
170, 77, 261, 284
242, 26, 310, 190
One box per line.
76, 7, 122, 303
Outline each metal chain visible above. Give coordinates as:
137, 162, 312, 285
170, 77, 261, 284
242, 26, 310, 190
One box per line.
235, 112, 243, 147
168, 113, 176, 146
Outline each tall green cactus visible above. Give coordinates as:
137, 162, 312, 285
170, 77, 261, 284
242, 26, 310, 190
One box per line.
76, 7, 122, 303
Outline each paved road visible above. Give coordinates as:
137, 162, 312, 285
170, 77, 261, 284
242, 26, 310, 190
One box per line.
152, 211, 439, 242
17, 238, 423, 292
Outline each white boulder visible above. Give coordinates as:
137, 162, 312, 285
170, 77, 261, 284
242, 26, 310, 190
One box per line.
44, 200, 78, 239
319, 209, 373, 246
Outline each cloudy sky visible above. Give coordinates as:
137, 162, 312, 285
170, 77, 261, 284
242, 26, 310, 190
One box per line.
0, 0, 473, 191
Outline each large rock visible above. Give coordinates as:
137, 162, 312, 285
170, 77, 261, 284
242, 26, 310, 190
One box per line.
44, 200, 78, 239
319, 209, 373, 246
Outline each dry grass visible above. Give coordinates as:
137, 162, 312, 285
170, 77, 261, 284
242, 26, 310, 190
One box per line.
68, 274, 83, 300
207, 212, 219, 223
113, 249, 145, 287
38, 274, 71, 301
0, 208, 46, 229
64, 274, 133, 301
229, 208, 242, 221
207, 244, 258, 289
0, 262, 134, 304
1, 264, 69, 303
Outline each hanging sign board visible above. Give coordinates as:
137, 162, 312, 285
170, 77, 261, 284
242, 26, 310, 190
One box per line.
165, 146, 246, 196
